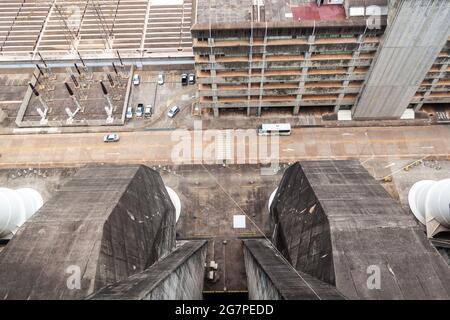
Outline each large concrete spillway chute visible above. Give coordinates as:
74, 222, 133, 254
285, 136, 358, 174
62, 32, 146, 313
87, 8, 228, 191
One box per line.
0, 188, 43, 238
408, 179, 450, 237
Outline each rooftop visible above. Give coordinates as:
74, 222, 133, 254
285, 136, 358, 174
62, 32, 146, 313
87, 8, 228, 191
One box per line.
194, 0, 387, 27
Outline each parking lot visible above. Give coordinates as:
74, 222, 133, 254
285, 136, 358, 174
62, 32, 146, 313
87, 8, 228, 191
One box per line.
127, 70, 197, 129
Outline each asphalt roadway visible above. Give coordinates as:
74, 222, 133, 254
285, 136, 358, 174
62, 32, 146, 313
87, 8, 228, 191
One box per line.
0, 125, 448, 168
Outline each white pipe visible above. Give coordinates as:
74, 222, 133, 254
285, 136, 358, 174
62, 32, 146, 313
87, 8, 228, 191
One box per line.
0, 188, 43, 238
408, 179, 450, 227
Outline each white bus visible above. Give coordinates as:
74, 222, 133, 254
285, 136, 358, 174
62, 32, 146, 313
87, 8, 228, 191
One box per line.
258, 123, 291, 136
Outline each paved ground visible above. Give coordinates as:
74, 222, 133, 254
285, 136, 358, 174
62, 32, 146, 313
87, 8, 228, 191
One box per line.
25, 66, 130, 125
0, 72, 30, 126
160, 164, 280, 238
0, 167, 77, 202
0, 68, 447, 132
127, 70, 196, 129
0, 125, 448, 168
204, 239, 248, 294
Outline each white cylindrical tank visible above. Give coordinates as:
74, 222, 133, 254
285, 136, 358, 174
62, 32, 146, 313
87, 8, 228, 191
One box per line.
408, 179, 450, 227
0, 187, 43, 238
16, 188, 44, 219
165, 186, 181, 223
425, 179, 450, 227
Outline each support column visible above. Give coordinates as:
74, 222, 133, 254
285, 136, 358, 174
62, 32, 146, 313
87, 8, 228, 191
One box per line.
415, 58, 450, 111
353, 0, 450, 119
336, 34, 364, 113
213, 107, 219, 117
258, 23, 268, 117
247, 22, 254, 116
208, 38, 219, 117
295, 35, 314, 115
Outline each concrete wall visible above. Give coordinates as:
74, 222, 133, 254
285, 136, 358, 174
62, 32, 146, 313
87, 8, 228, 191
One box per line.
270, 161, 450, 299
144, 242, 206, 300
353, 0, 450, 119
90, 241, 207, 300
243, 239, 344, 300
270, 163, 336, 285
0, 165, 176, 299
243, 241, 283, 300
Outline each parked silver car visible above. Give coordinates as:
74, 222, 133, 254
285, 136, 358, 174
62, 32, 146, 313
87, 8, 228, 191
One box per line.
167, 106, 180, 118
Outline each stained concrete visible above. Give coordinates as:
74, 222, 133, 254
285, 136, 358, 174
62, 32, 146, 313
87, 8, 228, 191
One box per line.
353, 0, 450, 119
0, 165, 176, 299
270, 160, 450, 299
89, 241, 207, 300
204, 239, 248, 293
243, 239, 345, 300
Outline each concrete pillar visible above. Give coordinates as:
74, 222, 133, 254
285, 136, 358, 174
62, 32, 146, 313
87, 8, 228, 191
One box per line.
334, 93, 346, 113
414, 103, 423, 112
213, 106, 219, 117
293, 105, 300, 115
0, 108, 6, 123
353, 0, 450, 120
419, 59, 450, 109
258, 34, 267, 115
208, 39, 217, 106
336, 39, 361, 113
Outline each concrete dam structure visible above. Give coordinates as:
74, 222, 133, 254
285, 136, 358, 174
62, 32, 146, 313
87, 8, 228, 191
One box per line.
0, 165, 204, 300
353, 0, 450, 119
269, 160, 450, 299
0, 162, 449, 300
90, 241, 208, 300
192, 0, 450, 119
243, 239, 344, 300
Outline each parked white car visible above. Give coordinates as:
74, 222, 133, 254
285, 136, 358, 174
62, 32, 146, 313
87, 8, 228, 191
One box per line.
145, 105, 153, 118
103, 133, 120, 143
133, 74, 140, 86
167, 106, 180, 118
126, 106, 133, 119
136, 104, 144, 117
158, 73, 164, 85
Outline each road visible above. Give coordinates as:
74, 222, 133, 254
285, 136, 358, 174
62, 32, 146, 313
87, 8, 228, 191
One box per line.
0, 125, 448, 168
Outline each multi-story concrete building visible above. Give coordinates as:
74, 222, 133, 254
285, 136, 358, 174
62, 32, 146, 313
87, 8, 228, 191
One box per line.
191, 0, 450, 119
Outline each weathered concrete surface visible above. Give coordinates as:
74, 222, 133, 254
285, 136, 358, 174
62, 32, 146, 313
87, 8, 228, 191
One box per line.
1, 125, 450, 169
0, 165, 176, 299
270, 160, 450, 299
243, 239, 344, 300
353, 0, 450, 119
204, 239, 248, 293
89, 241, 207, 300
